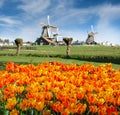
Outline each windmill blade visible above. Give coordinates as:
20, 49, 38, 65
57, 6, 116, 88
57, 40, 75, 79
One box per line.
91, 25, 94, 32
47, 15, 50, 25
47, 15, 58, 30
57, 28, 59, 34
47, 25, 51, 37
50, 26, 57, 30
40, 22, 48, 26
47, 15, 52, 37
94, 32, 98, 35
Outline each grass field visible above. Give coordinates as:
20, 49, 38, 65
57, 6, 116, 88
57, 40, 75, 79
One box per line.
0, 45, 120, 70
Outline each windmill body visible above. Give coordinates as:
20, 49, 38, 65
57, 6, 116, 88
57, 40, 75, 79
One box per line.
41, 24, 50, 37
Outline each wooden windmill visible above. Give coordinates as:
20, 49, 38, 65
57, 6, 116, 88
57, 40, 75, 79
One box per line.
40, 16, 58, 45
86, 25, 98, 45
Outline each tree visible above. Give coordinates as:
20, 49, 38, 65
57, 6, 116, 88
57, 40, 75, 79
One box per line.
0, 38, 3, 43
4, 39, 9, 44
63, 37, 73, 57
14, 38, 23, 56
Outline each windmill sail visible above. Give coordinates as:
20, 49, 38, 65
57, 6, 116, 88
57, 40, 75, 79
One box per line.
50, 26, 57, 30
47, 15, 51, 37
91, 25, 94, 32
47, 15, 50, 25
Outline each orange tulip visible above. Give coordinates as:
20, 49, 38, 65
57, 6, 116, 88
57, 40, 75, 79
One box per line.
10, 109, 19, 115
5, 97, 17, 110
43, 110, 51, 115
35, 102, 44, 111
0, 62, 120, 114
98, 105, 107, 115
89, 105, 98, 113
52, 101, 64, 113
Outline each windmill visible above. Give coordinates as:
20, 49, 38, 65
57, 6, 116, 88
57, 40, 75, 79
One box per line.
86, 25, 98, 45
40, 16, 58, 45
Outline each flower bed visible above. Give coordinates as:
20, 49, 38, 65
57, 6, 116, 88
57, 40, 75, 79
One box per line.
0, 62, 120, 115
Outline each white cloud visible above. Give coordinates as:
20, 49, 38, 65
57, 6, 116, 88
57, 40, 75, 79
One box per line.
95, 27, 120, 45
95, 4, 120, 44
98, 4, 120, 20
54, 3, 120, 45
0, 16, 21, 27
18, 0, 51, 15
95, 21, 120, 44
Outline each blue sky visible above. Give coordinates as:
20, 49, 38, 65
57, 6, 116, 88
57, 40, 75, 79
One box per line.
0, 0, 120, 45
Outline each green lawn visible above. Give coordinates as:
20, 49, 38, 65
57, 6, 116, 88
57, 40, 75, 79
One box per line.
0, 45, 120, 70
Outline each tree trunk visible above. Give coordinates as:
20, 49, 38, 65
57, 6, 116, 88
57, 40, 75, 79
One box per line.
66, 45, 70, 57
63, 38, 73, 57
16, 44, 21, 56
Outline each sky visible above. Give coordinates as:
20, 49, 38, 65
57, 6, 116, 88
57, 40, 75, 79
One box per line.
0, 0, 120, 45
